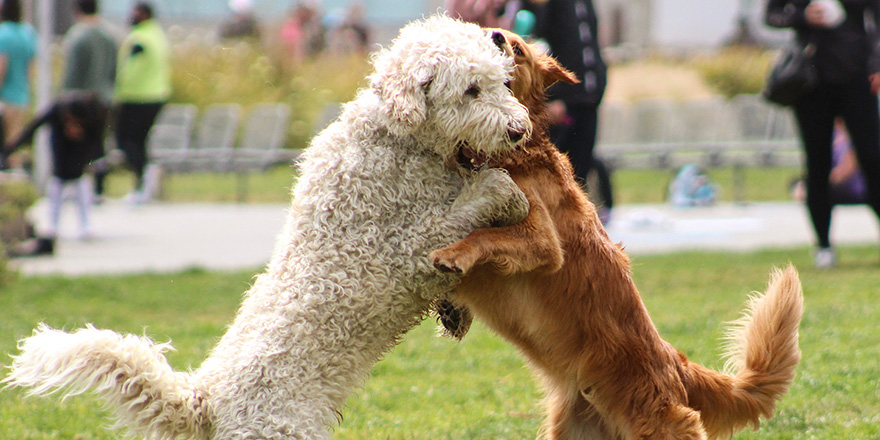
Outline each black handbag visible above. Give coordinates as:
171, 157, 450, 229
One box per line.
763, 40, 818, 107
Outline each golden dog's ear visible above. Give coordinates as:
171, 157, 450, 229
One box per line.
539, 55, 579, 89
373, 65, 431, 136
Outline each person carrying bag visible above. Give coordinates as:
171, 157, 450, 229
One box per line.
765, 0, 880, 269
763, 36, 817, 106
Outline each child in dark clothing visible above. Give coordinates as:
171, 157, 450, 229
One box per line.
4, 91, 108, 243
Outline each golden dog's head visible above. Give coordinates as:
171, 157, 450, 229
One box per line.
488, 29, 579, 128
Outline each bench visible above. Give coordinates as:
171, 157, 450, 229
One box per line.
147, 102, 299, 201
594, 94, 803, 202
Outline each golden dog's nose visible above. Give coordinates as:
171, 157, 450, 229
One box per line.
491, 31, 506, 50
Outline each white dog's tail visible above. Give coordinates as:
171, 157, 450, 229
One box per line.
683, 265, 803, 440
4, 324, 209, 440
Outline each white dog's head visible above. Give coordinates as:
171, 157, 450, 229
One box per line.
370, 15, 531, 170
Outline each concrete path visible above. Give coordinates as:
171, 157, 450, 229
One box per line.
11, 200, 289, 276
606, 202, 878, 254
9, 199, 879, 276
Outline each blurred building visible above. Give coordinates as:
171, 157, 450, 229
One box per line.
94, 0, 445, 46
28, 0, 788, 55
597, 0, 788, 58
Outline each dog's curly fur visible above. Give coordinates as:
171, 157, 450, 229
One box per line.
3, 17, 533, 440
431, 30, 804, 440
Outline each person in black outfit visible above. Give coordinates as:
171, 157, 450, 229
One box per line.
766, 0, 880, 268
525, 0, 612, 224
4, 92, 108, 247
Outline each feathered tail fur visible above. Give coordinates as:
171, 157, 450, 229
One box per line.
3, 324, 209, 440
684, 265, 804, 439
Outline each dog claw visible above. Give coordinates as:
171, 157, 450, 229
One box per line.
433, 261, 462, 274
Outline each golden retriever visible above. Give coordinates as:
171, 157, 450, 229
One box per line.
430, 30, 804, 440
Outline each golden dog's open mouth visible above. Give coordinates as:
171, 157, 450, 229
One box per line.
456, 142, 490, 170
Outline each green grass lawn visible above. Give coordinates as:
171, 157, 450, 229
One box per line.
100, 164, 298, 203
1, 246, 878, 439
97, 164, 800, 205
610, 166, 801, 205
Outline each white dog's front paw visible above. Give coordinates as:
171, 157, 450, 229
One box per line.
500, 181, 529, 226
476, 168, 528, 226
451, 168, 528, 228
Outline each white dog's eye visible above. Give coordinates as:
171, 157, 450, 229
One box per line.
465, 85, 480, 98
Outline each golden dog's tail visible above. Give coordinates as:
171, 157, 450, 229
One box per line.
3, 324, 210, 440
683, 265, 803, 439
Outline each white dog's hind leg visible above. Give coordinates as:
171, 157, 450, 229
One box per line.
4, 324, 209, 440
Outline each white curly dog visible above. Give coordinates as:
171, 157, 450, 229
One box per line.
4, 16, 531, 440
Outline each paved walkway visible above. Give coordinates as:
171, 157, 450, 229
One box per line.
11, 200, 289, 276
9, 199, 880, 276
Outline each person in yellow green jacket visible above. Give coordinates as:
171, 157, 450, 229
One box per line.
111, 2, 170, 204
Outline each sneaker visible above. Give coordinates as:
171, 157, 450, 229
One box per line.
141, 164, 164, 201
814, 247, 836, 269
123, 190, 148, 205
78, 228, 95, 241
598, 207, 612, 226
8, 237, 55, 258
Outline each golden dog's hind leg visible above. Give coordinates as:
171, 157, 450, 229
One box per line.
430, 186, 563, 275
541, 386, 611, 440
625, 405, 707, 440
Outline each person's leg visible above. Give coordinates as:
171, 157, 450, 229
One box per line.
115, 103, 141, 189
116, 103, 162, 193
793, 86, 836, 250
592, 157, 613, 208
74, 176, 93, 238
554, 104, 599, 185
129, 103, 164, 192
586, 157, 613, 224
45, 177, 65, 238
93, 103, 118, 200
839, 79, 880, 222
92, 165, 109, 200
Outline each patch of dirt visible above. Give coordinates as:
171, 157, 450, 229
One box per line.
605, 61, 717, 103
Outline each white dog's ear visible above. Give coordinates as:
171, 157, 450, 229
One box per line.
373, 65, 432, 136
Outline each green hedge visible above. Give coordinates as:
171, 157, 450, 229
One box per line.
692, 46, 775, 98
169, 41, 371, 150
0, 179, 38, 284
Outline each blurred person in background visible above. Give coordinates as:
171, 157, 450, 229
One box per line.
790, 118, 867, 206
63, 0, 117, 102
112, 2, 170, 204
451, 0, 613, 223
525, 0, 611, 223
766, 0, 880, 268
3, 92, 108, 254
0, 0, 37, 148
326, 2, 370, 55
279, 2, 325, 62
445, 0, 522, 29
62, 0, 118, 202
219, 0, 261, 40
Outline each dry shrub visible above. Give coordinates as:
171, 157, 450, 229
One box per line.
0, 179, 38, 283
170, 40, 371, 149
606, 58, 718, 102
692, 46, 775, 98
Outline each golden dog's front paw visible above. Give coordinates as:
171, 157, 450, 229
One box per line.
430, 244, 478, 275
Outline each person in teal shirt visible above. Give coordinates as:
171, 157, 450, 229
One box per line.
0, 0, 37, 145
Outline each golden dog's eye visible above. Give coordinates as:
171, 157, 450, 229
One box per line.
513, 44, 523, 56
465, 85, 480, 98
